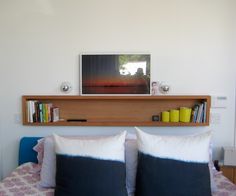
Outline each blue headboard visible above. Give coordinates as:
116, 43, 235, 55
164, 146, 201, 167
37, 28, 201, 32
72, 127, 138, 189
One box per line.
18, 137, 42, 165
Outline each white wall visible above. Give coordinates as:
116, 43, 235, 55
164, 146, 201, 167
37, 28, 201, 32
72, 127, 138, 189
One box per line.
0, 0, 235, 178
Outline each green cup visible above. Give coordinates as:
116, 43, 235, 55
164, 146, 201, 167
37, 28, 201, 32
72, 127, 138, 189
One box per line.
162, 111, 170, 122
170, 109, 179, 122
179, 107, 192, 123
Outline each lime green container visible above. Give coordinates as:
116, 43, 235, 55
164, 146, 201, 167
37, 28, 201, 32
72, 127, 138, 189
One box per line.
170, 109, 180, 122
179, 107, 192, 123
161, 111, 170, 122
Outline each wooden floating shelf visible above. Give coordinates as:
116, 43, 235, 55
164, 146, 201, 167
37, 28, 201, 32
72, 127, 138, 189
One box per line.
22, 95, 211, 127
23, 121, 209, 127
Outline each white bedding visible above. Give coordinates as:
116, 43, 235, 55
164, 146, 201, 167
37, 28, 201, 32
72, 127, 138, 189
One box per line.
0, 162, 236, 196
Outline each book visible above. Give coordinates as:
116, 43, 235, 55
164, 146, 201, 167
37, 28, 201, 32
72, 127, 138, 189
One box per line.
35, 101, 40, 122
45, 104, 49, 122
51, 107, 60, 122
42, 104, 46, 123
196, 103, 204, 123
32, 101, 38, 123
27, 101, 31, 123
28, 101, 35, 123
192, 104, 199, 123
39, 103, 43, 123
203, 101, 207, 123
45, 103, 52, 122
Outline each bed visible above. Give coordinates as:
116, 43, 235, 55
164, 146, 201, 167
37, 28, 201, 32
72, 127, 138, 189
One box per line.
0, 137, 236, 196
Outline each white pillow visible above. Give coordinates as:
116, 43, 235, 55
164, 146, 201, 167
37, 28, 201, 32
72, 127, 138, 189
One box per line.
135, 127, 212, 196
125, 139, 137, 195
39, 133, 137, 195
53, 132, 127, 196
38, 136, 56, 188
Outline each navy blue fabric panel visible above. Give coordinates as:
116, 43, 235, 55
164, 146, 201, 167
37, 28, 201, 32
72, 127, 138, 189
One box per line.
55, 155, 128, 196
18, 137, 42, 165
135, 152, 211, 196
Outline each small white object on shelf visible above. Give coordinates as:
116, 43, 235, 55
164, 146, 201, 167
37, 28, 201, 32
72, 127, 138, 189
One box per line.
151, 81, 159, 95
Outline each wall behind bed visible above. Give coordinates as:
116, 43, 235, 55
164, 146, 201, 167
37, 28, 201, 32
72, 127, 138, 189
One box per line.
0, 0, 235, 179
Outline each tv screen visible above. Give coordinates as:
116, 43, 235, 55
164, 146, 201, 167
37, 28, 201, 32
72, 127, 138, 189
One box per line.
80, 54, 151, 95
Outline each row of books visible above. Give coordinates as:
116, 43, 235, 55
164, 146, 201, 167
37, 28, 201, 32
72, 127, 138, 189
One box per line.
191, 101, 207, 123
27, 100, 59, 123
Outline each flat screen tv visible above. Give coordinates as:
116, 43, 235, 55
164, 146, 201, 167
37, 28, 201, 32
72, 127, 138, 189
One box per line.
80, 54, 151, 95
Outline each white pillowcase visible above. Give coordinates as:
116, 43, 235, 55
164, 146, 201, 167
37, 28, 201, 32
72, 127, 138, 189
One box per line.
54, 132, 126, 161
136, 127, 211, 163
38, 136, 56, 188
125, 139, 137, 195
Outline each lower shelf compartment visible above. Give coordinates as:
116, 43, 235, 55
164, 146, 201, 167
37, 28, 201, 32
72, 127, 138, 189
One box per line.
22, 95, 211, 127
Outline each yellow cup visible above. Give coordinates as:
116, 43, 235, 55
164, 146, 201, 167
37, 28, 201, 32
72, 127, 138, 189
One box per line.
170, 109, 179, 122
162, 111, 170, 122
179, 107, 192, 123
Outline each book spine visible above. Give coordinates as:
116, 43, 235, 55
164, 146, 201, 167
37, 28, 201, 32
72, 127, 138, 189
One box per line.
34, 101, 39, 122
42, 104, 46, 123
196, 103, 203, 123
45, 104, 49, 123
47, 103, 53, 122
52, 107, 60, 122
38, 103, 41, 123
192, 104, 199, 123
203, 101, 207, 123
27, 101, 31, 123
30, 101, 35, 123
32, 101, 37, 123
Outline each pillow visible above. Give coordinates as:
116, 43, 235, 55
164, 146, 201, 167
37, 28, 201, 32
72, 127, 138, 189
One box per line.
135, 127, 212, 196
38, 134, 138, 195
53, 132, 128, 196
32, 138, 44, 165
125, 132, 217, 195
208, 141, 218, 193
125, 139, 138, 196
38, 136, 56, 187
31, 138, 44, 174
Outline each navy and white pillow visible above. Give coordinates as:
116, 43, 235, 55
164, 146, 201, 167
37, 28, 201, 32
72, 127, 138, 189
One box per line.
53, 132, 128, 196
135, 127, 212, 196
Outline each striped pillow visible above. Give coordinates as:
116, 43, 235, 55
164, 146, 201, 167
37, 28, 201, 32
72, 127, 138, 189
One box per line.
135, 127, 212, 196
53, 132, 128, 196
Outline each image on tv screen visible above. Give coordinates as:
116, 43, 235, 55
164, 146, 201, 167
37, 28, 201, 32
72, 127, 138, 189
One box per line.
81, 54, 150, 95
